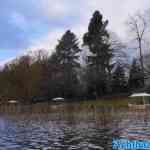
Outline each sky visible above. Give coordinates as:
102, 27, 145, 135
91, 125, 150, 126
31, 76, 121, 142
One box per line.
0, 0, 150, 66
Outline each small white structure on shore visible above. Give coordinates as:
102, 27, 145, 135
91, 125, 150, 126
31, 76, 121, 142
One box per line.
130, 93, 150, 97
8, 100, 18, 104
129, 92, 150, 109
52, 97, 65, 101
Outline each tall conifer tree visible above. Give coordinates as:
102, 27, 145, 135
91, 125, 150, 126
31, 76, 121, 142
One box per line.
55, 30, 81, 98
83, 11, 113, 96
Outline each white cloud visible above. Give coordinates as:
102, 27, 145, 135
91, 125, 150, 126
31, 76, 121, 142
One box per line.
27, 29, 64, 53
86, 0, 150, 38
2, 0, 150, 65
39, 0, 71, 18
28, 0, 150, 52
27, 22, 88, 55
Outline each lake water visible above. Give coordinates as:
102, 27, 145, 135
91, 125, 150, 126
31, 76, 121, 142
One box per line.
0, 100, 149, 150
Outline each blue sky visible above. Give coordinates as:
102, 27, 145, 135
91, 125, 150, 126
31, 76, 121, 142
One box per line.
0, 0, 150, 65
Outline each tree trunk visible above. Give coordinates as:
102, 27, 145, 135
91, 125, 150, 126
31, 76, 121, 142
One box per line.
139, 38, 145, 86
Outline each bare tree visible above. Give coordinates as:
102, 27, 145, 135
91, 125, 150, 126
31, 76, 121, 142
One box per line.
127, 12, 147, 86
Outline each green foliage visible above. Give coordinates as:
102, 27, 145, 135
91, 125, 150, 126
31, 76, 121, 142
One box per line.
128, 58, 144, 91
0, 56, 43, 102
0, 10, 146, 103
112, 64, 127, 93
56, 30, 81, 68
54, 30, 81, 98
83, 10, 113, 96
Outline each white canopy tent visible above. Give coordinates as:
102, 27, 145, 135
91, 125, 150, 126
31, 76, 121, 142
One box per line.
130, 93, 150, 97
129, 92, 150, 106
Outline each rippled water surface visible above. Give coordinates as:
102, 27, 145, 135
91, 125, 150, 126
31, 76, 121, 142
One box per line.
0, 100, 149, 150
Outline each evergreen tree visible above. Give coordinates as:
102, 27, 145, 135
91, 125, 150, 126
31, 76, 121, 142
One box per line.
55, 30, 81, 98
128, 58, 143, 91
112, 64, 127, 93
83, 10, 113, 96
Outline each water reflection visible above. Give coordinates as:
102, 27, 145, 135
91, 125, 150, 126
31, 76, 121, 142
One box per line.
0, 102, 149, 149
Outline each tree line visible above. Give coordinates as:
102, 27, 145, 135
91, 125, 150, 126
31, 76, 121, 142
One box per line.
0, 10, 149, 103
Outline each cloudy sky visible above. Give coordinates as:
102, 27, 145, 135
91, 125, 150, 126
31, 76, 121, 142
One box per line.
0, 0, 150, 65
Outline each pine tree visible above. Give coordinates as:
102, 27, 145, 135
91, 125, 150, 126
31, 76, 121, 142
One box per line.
112, 64, 127, 93
83, 10, 113, 96
128, 58, 143, 91
55, 30, 81, 98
